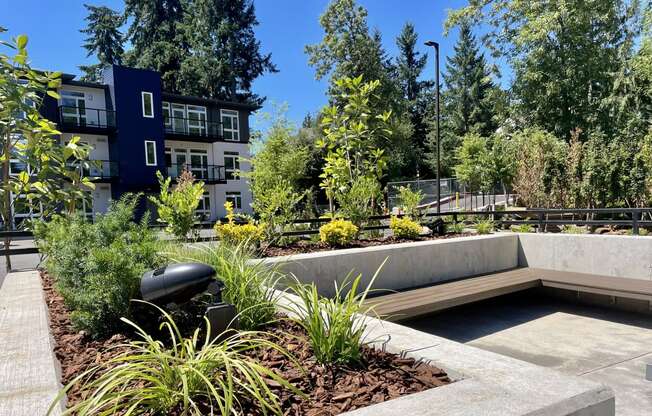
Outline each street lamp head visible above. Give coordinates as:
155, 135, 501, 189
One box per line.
424, 40, 439, 48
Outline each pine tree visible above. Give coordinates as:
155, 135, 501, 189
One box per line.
79, 4, 124, 82
180, 0, 277, 104
123, 0, 187, 93
396, 23, 429, 103
395, 22, 433, 174
443, 21, 496, 137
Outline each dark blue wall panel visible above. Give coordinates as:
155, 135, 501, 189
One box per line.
105, 65, 165, 200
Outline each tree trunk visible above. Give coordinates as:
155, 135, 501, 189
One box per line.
3, 131, 13, 272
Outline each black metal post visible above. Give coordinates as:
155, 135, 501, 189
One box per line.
425, 40, 441, 213
632, 209, 640, 235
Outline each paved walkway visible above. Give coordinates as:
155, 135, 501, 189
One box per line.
0, 270, 63, 416
404, 290, 652, 416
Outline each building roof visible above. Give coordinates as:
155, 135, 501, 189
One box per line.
161, 92, 260, 112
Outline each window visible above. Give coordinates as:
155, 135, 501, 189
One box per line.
186, 105, 207, 136
145, 140, 157, 166
9, 134, 28, 175
226, 191, 242, 210
12, 193, 42, 220
162, 102, 171, 127
220, 109, 240, 141
79, 198, 94, 220
142, 92, 154, 118
196, 192, 211, 219
189, 149, 208, 180
224, 151, 240, 180
61, 91, 86, 126
171, 103, 186, 133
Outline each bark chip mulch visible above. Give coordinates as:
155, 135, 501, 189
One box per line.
262, 232, 474, 257
42, 271, 451, 415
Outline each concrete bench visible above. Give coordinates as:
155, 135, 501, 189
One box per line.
366, 267, 652, 321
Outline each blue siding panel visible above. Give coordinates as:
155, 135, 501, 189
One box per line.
104, 65, 165, 200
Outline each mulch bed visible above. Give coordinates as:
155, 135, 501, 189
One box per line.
42, 272, 451, 415
262, 232, 474, 257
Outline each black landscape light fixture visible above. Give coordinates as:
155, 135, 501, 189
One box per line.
140, 262, 237, 339
424, 40, 441, 213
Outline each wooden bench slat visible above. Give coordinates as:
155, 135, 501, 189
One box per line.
364, 267, 652, 322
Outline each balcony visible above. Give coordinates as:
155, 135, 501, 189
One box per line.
166, 164, 226, 184
58, 106, 116, 134
164, 117, 223, 142
68, 160, 119, 182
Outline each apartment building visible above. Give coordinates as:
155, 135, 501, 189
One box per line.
36, 65, 257, 222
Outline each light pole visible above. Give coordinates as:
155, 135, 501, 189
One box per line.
425, 40, 441, 213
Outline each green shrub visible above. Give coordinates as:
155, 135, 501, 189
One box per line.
474, 218, 495, 234
51, 303, 300, 416
284, 261, 385, 365
511, 223, 534, 233
319, 219, 358, 246
165, 242, 280, 330
34, 195, 163, 337
446, 221, 466, 234
396, 185, 424, 221
214, 201, 265, 247
148, 170, 204, 240
560, 224, 587, 234
390, 216, 422, 239
627, 228, 650, 236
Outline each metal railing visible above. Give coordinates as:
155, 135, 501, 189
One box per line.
166, 164, 226, 183
164, 116, 223, 140
67, 160, 119, 180
58, 106, 116, 129
280, 207, 652, 236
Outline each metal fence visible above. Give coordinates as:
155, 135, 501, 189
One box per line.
4, 207, 651, 258
387, 178, 459, 209
281, 207, 652, 236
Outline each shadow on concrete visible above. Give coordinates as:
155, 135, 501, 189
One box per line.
401, 288, 652, 343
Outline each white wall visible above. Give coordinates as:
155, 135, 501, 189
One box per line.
214, 141, 252, 217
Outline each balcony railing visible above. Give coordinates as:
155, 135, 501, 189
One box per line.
58, 106, 116, 130
164, 116, 223, 141
67, 160, 119, 181
166, 164, 226, 184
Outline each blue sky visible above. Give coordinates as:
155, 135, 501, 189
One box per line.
0, 0, 479, 130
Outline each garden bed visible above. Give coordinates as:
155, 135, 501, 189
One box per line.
262, 232, 474, 257
42, 272, 451, 415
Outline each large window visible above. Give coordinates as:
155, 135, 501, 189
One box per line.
142, 92, 154, 118
224, 151, 240, 180
220, 110, 240, 141
226, 191, 242, 210
186, 105, 207, 136
145, 140, 157, 166
61, 91, 86, 126
163, 102, 208, 136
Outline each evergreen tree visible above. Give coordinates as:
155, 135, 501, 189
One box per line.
395, 22, 433, 174
305, 0, 396, 102
180, 0, 277, 104
396, 23, 428, 103
79, 4, 124, 82
443, 21, 496, 138
447, 0, 641, 140
123, 0, 188, 93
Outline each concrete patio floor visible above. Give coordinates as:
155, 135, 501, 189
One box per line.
403, 289, 652, 416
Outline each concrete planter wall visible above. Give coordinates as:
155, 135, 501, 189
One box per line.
517, 233, 652, 281
260, 234, 519, 297
261, 233, 652, 297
